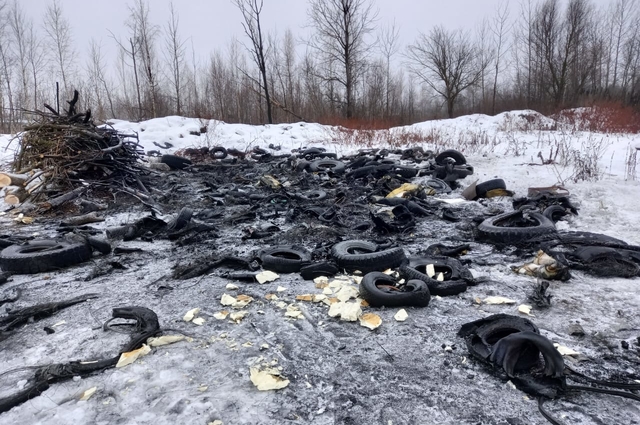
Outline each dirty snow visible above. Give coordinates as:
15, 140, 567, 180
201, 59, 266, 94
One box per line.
0, 110, 639, 424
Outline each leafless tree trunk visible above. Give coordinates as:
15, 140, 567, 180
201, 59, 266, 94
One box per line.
43, 0, 74, 96
407, 26, 486, 118
127, 0, 160, 118
307, 0, 378, 119
0, 0, 15, 132
233, 0, 272, 123
491, 1, 511, 114
377, 20, 399, 119
163, 2, 186, 116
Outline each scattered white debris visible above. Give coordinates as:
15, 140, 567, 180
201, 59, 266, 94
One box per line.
276, 286, 287, 292
554, 343, 580, 357
221, 293, 253, 308
328, 301, 362, 322
484, 296, 516, 305
220, 294, 237, 306
426, 264, 435, 277
225, 283, 239, 290
192, 317, 206, 326
250, 367, 290, 391
256, 270, 279, 284
260, 343, 270, 351
394, 309, 408, 322
285, 304, 304, 319
116, 344, 151, 368
229, 311, 249, 323
313, 276, 328, 285
335, 285, 359, 302
359, 313, 382, 330
79, 386, 97, 401
147, 335, 185, 347
436, 272, 444, 281
198, 384, 208, 392
213, 311, 229, 320
518, 304, 534, 316
183, 308, 200, 322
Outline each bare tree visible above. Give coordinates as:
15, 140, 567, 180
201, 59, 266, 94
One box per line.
490, 1, 511, 113
127, 0, 160, 118
0, 0, 15, 131
233, 0, 272, 123
407, 26, 486, 118
86, 39, 116, 119
307, 0, 378, 118
377, 20, 400, 119
43, 0, 74, 96
163, 2, 186, 115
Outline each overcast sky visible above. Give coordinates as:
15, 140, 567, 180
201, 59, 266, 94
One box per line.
23, 0, 516, 63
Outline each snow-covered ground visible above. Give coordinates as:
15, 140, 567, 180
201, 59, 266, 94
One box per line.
1, 110, 639, 424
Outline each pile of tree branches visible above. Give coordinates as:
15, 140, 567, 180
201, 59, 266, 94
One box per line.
1, 90, 148, 207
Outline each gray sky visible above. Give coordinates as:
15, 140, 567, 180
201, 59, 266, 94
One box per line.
25, 0, 512, 64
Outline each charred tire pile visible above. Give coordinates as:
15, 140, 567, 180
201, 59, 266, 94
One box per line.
359, 272, 430, 307
331, 240, 406, 273
0, 240, 92, 274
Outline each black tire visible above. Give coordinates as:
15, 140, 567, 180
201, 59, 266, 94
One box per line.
161, 154, 192, 170
476, 179, 506, 198
399, 256, 470, 296
86, 236, 112, 255
331, 240, 406, 273
298, 190, 327, 201
478, 211, 556, 245
442, 208, 460, 222
168, 207, 193, 231
435, 149, 466, 165
543, 205, 568, 222
393, 166, 419, 178
309, 159, 346, 174
359, 272, 430, 308
0, 240, 92, 274
300, 262, 339, 280
259, 245, 311, 273
210, 146, 227, 159
346, 156, 368, 169
425, 178, 451, 193
346, 165, 378, 179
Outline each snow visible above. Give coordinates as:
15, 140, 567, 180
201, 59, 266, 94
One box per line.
1, 109, 640, 424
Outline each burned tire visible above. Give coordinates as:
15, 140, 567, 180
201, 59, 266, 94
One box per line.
475, 179, 506, 198
210, 146, 227, 159
259, 245, 311, 273
399, 256, 470, 296
161, 154, 192, 170
86, 236, 112, 255
425, 178, 451, 193
168, 207, 193, 231
359, 272, 430, 308
0, 240, 92, 274
309, 159, 346, 174
478, 211, 556, 245
300, 262, 339, 280
435, 149, 466, 165
542, 205, 568, 222
331, 240, 406, 273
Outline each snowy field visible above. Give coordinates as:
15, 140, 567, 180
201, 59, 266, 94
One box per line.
0, 110, 639, 424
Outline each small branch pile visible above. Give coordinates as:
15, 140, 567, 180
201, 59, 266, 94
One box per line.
2, 91, 147, 206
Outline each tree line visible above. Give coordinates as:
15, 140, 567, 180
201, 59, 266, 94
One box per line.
0, 0, 639, 132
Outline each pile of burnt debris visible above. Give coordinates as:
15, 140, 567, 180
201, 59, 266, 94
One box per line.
1, 128, 639, 422
0, 91, 146, 210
